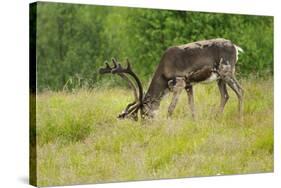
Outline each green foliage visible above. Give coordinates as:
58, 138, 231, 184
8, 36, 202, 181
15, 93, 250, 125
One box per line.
35, 2, 273, 91
36, 79, 273, 186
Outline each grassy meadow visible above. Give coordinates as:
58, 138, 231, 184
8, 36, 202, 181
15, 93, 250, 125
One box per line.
36, 79, 273, 186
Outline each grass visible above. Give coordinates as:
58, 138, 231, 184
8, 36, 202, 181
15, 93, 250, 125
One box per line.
35, 79, 273, 186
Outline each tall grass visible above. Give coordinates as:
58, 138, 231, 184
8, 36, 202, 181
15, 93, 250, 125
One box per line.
36, 79, 273, 186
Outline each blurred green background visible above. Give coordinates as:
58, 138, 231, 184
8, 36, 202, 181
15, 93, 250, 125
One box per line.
33, 2, 273, 91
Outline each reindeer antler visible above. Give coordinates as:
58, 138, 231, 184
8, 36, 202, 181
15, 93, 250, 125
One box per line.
99, 58, 144, 120
99, 62, 112, 74
99, 58, 138, 101
110, 59, 144, 106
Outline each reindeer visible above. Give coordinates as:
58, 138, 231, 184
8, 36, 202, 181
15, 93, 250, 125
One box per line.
99, 38, 244, 120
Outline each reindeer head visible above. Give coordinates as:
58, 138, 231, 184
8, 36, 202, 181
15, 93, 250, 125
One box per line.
99, 58, 145, 120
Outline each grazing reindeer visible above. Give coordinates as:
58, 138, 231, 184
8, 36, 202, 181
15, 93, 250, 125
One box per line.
99, 38, 244, 120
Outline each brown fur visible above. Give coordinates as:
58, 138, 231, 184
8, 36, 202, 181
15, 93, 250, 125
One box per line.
142, 38, 243, 118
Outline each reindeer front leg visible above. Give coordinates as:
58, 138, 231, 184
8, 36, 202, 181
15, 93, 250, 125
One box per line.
217, 79, 229, 113
186, 85, 195, 119
168, 89, 182, 117
218, 59, 244, 116
167, 77, 186, 117
224, 76, 244, 115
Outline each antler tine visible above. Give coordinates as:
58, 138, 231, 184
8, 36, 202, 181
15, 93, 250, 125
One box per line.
111, 63, 126, 74
99, 61, 113, 74
126, 59, 132, 72
110, 58, 133, 74
105, 61, 112, 69
118, 102, 140, 120
112, 58, 117, 68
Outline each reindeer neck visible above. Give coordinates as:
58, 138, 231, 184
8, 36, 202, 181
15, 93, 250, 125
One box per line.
143, 73, 168, 112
